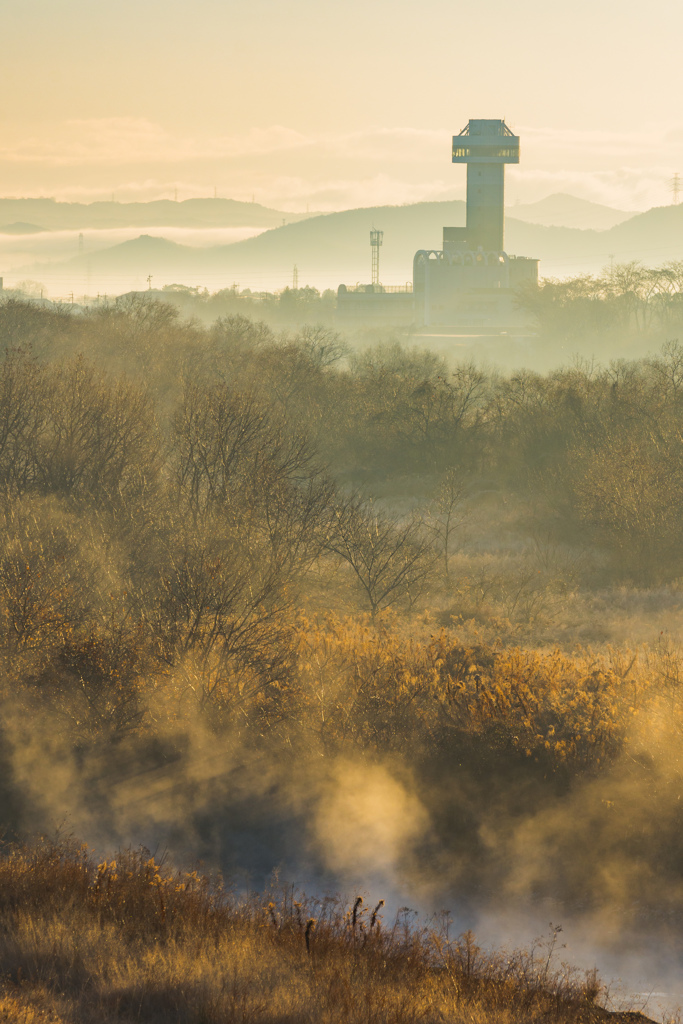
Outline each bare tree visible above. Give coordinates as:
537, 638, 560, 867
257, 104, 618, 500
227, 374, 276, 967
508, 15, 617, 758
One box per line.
171, 378, 315, 519
0, 350, 160, 508
37, 357, 159, 504
0, 348, 49, 499
326, 498, 436, 616
422, 468, 470, 581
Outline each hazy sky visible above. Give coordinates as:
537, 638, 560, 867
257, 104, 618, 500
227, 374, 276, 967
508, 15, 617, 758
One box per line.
2, 0, 682, 211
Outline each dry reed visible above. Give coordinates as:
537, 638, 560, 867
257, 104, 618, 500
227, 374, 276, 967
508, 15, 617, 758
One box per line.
0, 836, 655, 1024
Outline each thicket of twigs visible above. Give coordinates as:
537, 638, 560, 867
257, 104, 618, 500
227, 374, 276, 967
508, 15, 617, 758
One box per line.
3, 293, 683, 746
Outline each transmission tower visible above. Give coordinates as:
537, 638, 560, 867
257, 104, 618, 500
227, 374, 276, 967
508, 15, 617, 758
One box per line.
292, 264, 299, 289
370, 229, 383, 285
671, 173, 681, 205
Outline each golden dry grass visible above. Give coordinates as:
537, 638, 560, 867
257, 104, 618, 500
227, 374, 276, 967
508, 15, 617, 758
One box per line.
0, 838, 646, 1024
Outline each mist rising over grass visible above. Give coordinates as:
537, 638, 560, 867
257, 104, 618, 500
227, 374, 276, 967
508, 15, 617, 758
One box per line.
1, 292, 683, 1018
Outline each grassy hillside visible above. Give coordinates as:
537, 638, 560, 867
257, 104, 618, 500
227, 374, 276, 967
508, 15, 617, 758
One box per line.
1, 838, 656, 1024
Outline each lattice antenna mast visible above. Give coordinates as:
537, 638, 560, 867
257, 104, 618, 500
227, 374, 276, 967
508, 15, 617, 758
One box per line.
671, 173, 681, 205
370, 229, 383, 285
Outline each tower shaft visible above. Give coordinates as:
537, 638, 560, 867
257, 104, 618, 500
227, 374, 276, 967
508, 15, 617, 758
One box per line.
466, 162, 506, 252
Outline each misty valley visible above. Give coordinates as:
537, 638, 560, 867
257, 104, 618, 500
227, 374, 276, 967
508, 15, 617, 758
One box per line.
1, 283, 683, 1021
7, 0, 683, 1011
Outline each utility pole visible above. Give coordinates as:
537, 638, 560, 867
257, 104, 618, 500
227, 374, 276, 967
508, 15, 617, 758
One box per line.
147, 274, 153, 290
671, 173, 681, 205
370, 229, 383, 286
292, 264, 299, 289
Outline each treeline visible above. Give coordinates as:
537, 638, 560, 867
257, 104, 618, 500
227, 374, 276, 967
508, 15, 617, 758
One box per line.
162, 260, 683, 338
157, 282, 338, 326
517, 259, 683, 341
0, 296, 440, 742
3, 292, 683, 746
4, 293, 683, 602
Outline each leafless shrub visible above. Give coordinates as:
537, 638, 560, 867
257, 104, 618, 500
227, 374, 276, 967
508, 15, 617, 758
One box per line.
326, 497, 437, 615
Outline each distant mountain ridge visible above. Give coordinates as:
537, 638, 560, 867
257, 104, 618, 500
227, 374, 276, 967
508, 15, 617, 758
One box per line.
0, 192, 634, 234
0, 197, 314, 231
16, 199, 683, 290
0, 222, 45, 235
510, 193, 633, 231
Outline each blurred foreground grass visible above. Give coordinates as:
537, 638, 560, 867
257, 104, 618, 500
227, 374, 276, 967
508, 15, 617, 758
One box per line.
0, 838, 663, 1024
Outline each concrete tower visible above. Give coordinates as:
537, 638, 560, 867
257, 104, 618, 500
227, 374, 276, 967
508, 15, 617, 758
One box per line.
452, 119, 519, 252
337, 116, 537, 331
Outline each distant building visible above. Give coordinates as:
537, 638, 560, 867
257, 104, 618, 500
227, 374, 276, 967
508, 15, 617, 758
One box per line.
413, 119, 538, 329
335, 283, 414, 326
336, 118, 539, 334
413, 245, 538, 332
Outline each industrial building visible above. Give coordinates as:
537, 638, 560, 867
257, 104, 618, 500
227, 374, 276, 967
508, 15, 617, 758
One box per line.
336, 118, 539, 332
335, 282, 414, 325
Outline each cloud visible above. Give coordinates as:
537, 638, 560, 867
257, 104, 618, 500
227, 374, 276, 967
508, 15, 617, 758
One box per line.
508, 167, 673, 211
0, 118, 312, 166
0, 120, 449, 169
317, 126, 447, 163
253, 172, 459, 211
521, 122, 683, 157
0, 118, 681, 213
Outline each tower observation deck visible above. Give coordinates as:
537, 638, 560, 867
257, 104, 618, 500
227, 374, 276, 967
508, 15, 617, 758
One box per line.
452, 118, 519, 252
